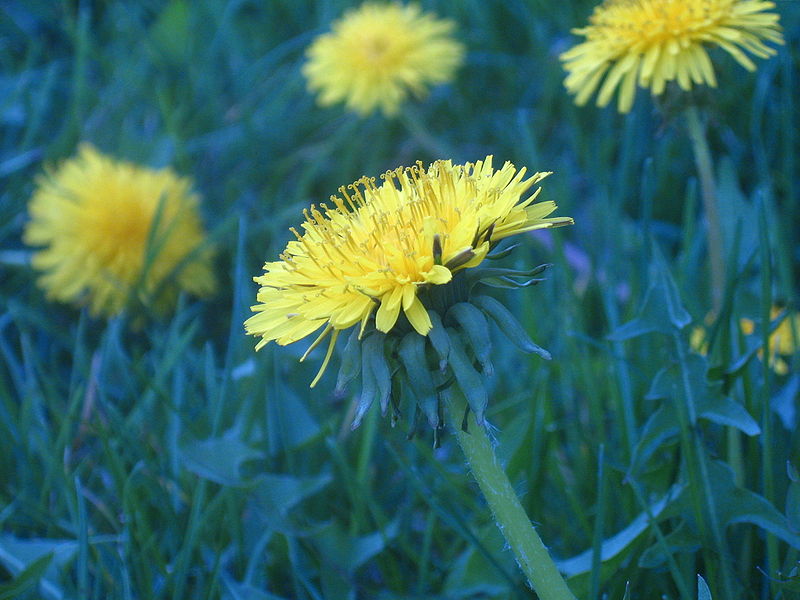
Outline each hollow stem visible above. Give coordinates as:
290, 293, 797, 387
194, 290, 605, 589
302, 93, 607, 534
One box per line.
446, 392, 577, 600
685, 106, 725, 312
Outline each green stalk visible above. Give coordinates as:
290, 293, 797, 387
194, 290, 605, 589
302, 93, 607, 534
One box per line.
758, 200, 779, 596
685, 106, 725, 312
673, 332, 736, 599
446, 392, 577, 600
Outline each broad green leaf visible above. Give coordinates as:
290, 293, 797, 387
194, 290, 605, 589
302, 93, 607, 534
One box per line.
608, 242, 690, 340
180, 429, 264, 486
252, 472, 332, 521
676, 461, 800, 550
629, 406, 678, 475
557, 485, 683, 577
700, 397, 760, 436
645, 354, 759, 435
443, 524, 518, 598
265, 382, 321, 456
639, 524, 700, 568
314, 520, 399, 573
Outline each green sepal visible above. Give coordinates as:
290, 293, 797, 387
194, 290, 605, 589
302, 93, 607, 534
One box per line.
352, 339, 377, 430
354, 331, 392, 427
335, 327, 362, 394
477, 276, 546, 289
465, 264, 549, 290
473, 295, 551, 359
447, 302, 493, 376
362, 332, 391, 415
398, 332, 439, 428
427, 310, 450, 371
445, 327, 488, 425
485, 242, 520, 260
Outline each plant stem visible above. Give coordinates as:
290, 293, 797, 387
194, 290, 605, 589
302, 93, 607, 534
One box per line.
758, 200, 779, 596
685, 106, 725, 312
446, 392, 577, 600
673, 332, 736, 600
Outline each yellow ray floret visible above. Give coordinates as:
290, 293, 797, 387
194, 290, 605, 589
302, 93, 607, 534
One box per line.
245, 156, 573, 386
24, 144, 215, 317
560, 0, 783, 113
302, 2, 464, 116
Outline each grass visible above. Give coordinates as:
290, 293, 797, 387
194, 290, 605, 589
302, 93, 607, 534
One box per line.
1, 0, 799, 598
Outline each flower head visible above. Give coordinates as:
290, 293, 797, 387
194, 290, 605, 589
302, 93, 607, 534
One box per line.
740, 307, 799, 376
246, 156, 572, 392
302, 2, 464, 116
24, 144, 215, 317
560, 0, 783, 113
691, 306, 799, 375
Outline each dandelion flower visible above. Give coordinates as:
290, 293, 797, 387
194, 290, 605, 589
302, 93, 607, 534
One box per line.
560, 0, 784, 113
740, 307, 799, 376
24, 144, 215, 317
246, 156, 572, 389
691, 307, 798, 375
302, 2, 464, 116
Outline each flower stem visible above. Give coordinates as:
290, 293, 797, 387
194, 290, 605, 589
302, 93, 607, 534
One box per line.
446, 392, 577, 600
685, 105, 725, 312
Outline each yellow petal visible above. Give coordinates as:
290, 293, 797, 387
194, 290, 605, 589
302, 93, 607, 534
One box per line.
425, 264, 452, 285
375, 285, 403, 332
404, 296, 432, 336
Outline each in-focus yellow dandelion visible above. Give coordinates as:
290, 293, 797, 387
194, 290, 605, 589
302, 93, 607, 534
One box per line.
560, 0, 783, 113
245, 156, 573, 386
24, 144, 215, 318
302, 2, 464, 116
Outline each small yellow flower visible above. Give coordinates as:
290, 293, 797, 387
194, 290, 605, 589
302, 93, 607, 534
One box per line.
245, 156, 572, 386
24, 144, 215, 317
560, 0, 783, 113
302, 2, 464, 116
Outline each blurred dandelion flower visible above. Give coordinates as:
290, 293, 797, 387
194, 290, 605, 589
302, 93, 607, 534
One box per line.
246, 156, 572, 392
560, 0, 783, 113
302, 2, 464, 116
740, 307, 799, 376
24, 144, 215, 318
691, 307, 798, 375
